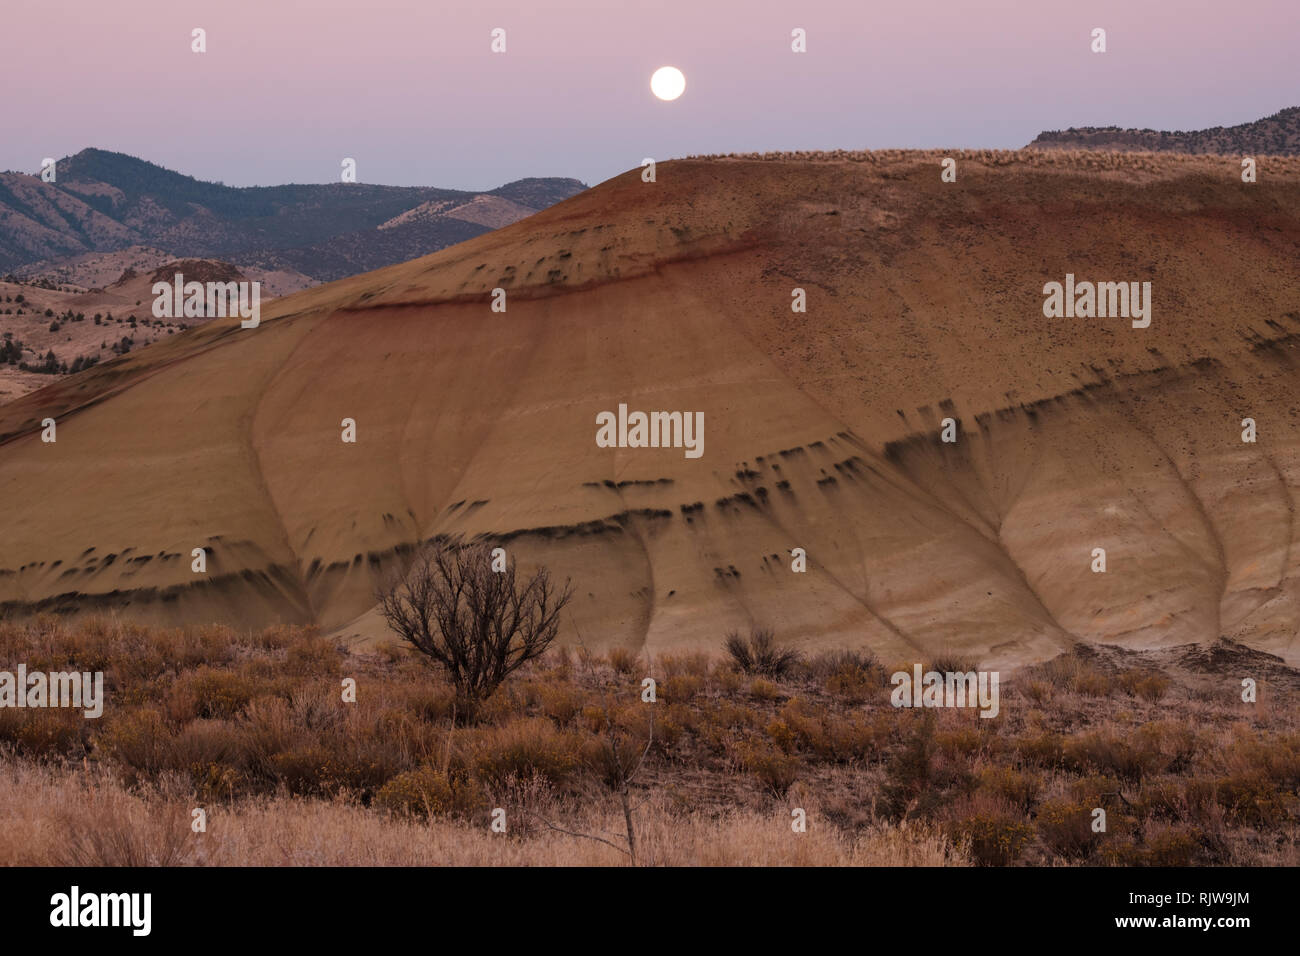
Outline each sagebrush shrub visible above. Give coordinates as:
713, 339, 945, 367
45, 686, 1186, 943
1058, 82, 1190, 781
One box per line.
724, 628, 800, 678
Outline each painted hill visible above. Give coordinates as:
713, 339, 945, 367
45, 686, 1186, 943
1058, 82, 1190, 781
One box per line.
2, 149, 1298, 670
0, 148, 587, 280
1027, 106, 1300, 155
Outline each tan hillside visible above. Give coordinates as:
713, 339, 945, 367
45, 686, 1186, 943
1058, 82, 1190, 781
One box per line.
13, 246, 316, 298
0, 258, 311, 401
2, 149, 1299, 670
379, 194, 539, 231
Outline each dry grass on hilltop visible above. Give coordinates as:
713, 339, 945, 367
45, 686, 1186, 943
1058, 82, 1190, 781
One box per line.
688, 147, 1300, 176
1, 618, 1297, 866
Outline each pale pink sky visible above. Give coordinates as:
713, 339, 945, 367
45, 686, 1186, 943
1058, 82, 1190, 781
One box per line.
2, 0, 1295, 189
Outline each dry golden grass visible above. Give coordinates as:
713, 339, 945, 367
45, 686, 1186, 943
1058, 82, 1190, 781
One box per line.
1, 617, 1298, 866
686, 148, 1300, 178
0, 759, 963, 867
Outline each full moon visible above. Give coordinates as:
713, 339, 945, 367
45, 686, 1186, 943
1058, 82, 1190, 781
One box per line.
650, 66, 686, 101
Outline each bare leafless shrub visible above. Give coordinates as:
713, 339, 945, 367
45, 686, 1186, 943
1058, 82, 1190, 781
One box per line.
377, 541, 572, 714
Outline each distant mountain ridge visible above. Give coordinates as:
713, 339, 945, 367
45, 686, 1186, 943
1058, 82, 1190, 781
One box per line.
0, 148, 588, 281
1027, 107, 1300, 155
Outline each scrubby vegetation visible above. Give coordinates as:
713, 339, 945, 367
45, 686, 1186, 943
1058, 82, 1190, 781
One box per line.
725, 627, 801, 678
688, 148, 1300, 176
0, 617, 1296, 866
